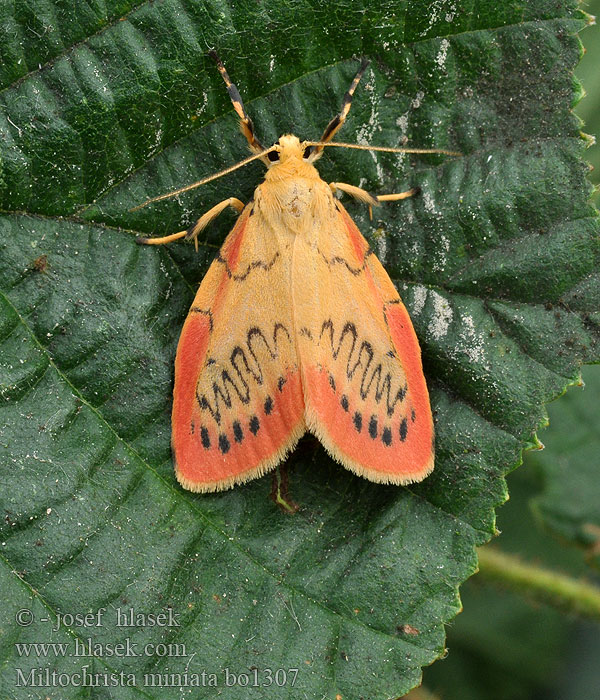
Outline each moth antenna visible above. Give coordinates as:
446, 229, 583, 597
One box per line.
306, 141, 462, 157
129, 148, 276, 212
315, 58, 370, 154
209, 50, 266, 157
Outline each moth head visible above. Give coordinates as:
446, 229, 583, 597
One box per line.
266, 134, 319, 166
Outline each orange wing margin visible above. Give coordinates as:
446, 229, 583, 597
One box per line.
297, 203, 434, 484
173, 205, 306, 492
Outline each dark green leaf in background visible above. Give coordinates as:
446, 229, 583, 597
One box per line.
0, 1, 599, 699
575, 0, 600, 198
530, 364, 600, 568
423, 439, 600, 700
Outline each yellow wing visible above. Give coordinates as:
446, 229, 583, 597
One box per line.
173, 205, 306, 492
294, 200, 434, 484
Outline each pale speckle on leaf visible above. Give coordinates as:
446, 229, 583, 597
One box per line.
356, 70, 384, 183
432, 234, 450, 272
412, 284, 428, 315
435, 39, 450, 69
459, 314, 488, 368
429, 290, 453, 340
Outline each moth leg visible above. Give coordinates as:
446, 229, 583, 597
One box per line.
330, 182, 418, 220
330, 182, 379, 207
317, 59, 370, 151
209, 50, 266, 157
136, 197, 245, 250
136, 229, 190, 246
377, 189, 419, 203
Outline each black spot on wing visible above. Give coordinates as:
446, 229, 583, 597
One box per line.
368, 415, 378, 439
382, 427, 392, 446
264, 396, 273, 415
233, 421, 243, 443
278, 376, 286, 392
399, 418, 408, 442
353, 412, 362, 433
340, 395, 349, 412
249, 415, 260, 435
201, 427, 210, 449
218, 434, 230, 454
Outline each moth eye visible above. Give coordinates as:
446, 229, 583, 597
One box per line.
302, 146, 313, 159
267, 150, 280, 162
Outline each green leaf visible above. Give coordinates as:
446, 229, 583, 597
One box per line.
1, 1, 598, 698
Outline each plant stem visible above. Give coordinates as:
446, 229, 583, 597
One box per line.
476, 547, 600, 621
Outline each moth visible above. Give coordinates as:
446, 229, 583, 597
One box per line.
136, 52, 458, 493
